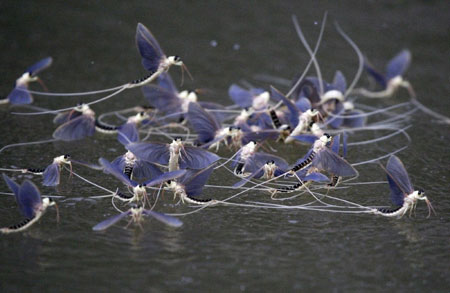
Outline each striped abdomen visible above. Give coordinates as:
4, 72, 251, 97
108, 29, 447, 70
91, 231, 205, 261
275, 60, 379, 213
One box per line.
277, 182, 304, 193
27, 168, 46, 174
270, 109, 282, 128
131, 72, 154, 84
234, 163, 244, 175
95, 119, 118, 133
291, 151, 316, 172
184, 195, 213, 205
377, 206, 402, 215
123, 164, 133, 179
116, 191, 133, 200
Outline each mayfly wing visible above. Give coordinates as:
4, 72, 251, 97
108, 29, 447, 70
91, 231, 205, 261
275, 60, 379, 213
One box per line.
92, 211, 132, 231
386, 155, 414, 195
181, 167, 214, 197
364, 60, 387, 89
181, 146, 220, 169
53, 115, 95, 141
292, 134, 319, 144
187, 102, 221, 144
26, 57, 53, 76
330, 134, 341, 154
343, 110, 366, 128
126, 142, 170, 165
228, 84, 253, 108
143, 169, 187, 187
8, 85, 33, 105
313, 148, 357, 177
53, 110, 82, 125
2, 173, 20, 197
295, 97, 312, 113
386, 49, 411, 81
117, 123, 139, 146
332, 70, 347, 94
157, 72, 178, 93
42, 163, 60, 186
136, 23, 164, 73
142, 210, 183, 227
133, 160, 163, 180
303, 172, 330, 182
18, 180, 42, 219
141, 85, 181, 113
270, 86, 299, 128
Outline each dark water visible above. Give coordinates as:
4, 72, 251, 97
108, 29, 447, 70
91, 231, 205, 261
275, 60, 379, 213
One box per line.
0, 1, 449, 292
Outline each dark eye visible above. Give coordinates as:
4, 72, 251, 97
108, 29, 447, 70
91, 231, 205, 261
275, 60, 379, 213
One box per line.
139, 111, 145, 115
64, 154, 70, 159
138, 184, 144, 188
48, 197, 54, 202
175, 136, 182, 141
174, 56, 180, 61
418, 189, 424, 195
167, 180, 172, 184
250, 140, 256, 144
324, 133, 331, 138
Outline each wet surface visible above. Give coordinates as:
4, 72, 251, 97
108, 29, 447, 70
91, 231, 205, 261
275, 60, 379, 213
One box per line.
0, 1, 449, 291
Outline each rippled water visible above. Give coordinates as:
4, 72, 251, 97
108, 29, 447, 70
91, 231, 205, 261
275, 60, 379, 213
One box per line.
0, 1, 449, 292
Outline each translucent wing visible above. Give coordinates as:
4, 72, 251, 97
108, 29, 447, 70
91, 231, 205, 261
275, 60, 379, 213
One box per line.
228, 84, 253, 108
2, 174, 20, 199
302, 172, 330, 182
386, 155, 414, 195
18, 180, 42, 219
386, 50, 411, 81
198, 101, 227, 124
99, 158, 137, 187
53, 110, 82, 125
342, 132, 348, 158
330, 134, 340, 154
180, 146, 220, 169
364, 59, 387, 89
241, 129, 279, 145
111, 155, 126, 172
26, 57, 53, 76
92, 211, 131, 231
343, 110, 366, 128
157, 72, 178, 93
143, 169, 187, 187
133, 160, 163, 180
270, 86, 299, 128
187, 102, 221, 144
136, 23, 164, 73
295, 97, 312, 113
53, 115, 95, 141
292, 134, 319, 144
387, 174, 405, 206
246, 152, 289, 173
142, 210, 183, 227
180, 167, 214, 197
42, 163, 60, 186
141, 85, 181, 113
117, 122, 139, 146
332, 70, 347, 93
8, 85, 33, 105
126, 142, 170, 165
327, 102, 345, 129
312, 148, 357, 177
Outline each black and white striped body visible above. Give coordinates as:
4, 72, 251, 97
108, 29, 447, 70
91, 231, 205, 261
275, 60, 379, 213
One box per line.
26, 168, 46, 175
291, 151, 316, 172
374, 190, 429, 218
95, 119, 118, 134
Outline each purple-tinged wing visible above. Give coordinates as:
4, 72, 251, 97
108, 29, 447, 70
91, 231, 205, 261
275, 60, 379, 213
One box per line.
99, 158, 137, 187
8, 85, 33, 105
302, 172, 330, 182
126, 142, 170, 165
386, 155, 414, 196
295, 97, 312, 113
330, 134, 340, 154
270, 86, 299, 128
387, 174, 405, 206
247, 152, 289, 173
199, 101, 227, 123
364, 60, 387, 89
133, 160, 163, 180
53, 110, 82, 125
26, 57, 53, 76
343, 110, 366, 128
92, 211, 131, 231
53, 115, 95, 141
313, 148, 357, 177
228, 84, 253, 108
3, 174, 20, 199
386, 50, 411, 81
143, 169, 187, 187
157, 72, 178, 93
18, 180, 42, 219
181, 146, 220, 169
187, 102, 221, 144
141, 85, 181, 113
136, 23, 164, 73
332, 71, 347, 94
118, 123, 139, 146
327, 102, 345, 129
42, 163, 60, 186
180, 167, 214, 197
290, 148, 315, 169
241, 129, 279, 145
111, 155, 126, 172
142, 210, 183, 227
292, 134, 318, 144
